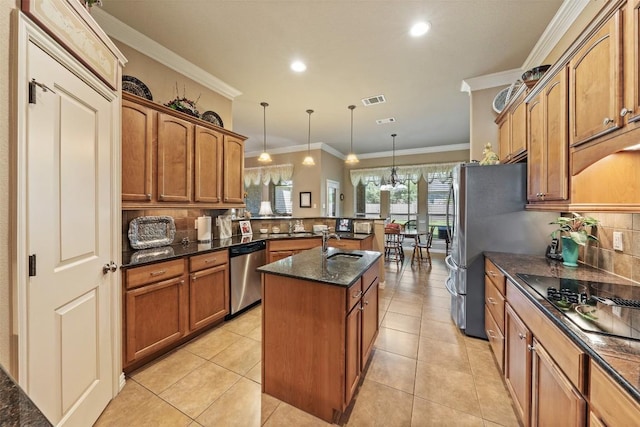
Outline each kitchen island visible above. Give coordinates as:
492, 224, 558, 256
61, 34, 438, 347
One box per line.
258, 247, 382, 423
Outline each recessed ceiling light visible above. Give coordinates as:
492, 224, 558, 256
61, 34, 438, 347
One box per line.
410, 21, 430, 37
291, 60, 307, 72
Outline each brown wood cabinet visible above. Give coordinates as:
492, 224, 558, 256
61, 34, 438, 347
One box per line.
504, 303, 532, 425
531, 338, 586, 427
262, 262, 379, 422
484, 258, 506, 371
123, 250, 230, 371
329, 235, 373, 251
527, 68, 569, 204
121, 92, 246, 209
124, 259, 188, 367
496, 86, 528, 164
266, 237, 321, 263
589, 359, 640, 426
189, 251, 229, 332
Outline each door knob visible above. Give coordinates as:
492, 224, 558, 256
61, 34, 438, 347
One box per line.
102, 262, 117, 274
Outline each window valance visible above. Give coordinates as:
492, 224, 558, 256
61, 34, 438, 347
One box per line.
244, 163, 294, 187
349, 162, 458, 187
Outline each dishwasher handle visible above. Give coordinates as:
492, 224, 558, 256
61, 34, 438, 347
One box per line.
229, 240, 267, 257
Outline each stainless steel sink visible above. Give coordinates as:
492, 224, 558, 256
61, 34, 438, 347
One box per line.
326, 252, 363, 261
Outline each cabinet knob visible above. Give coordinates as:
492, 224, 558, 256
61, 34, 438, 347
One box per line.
486, 329, 496, 339
518, 333, 525, 340
146, 193, 152, 200
352, 290, 363, 299
527, 344, 536, 352
487, 297, 496, 305
620, 107, 632, 117
602, 117, 614, 126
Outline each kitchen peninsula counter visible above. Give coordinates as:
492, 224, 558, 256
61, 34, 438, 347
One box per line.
259, 247, 382, 422
484, 252, 640, 406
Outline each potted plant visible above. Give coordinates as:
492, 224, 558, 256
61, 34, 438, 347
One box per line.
549, 213, 599, 267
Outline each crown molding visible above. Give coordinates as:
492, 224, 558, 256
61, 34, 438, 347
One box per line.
91, 9, 242, 100
521, 0, 590, 70
461, 0, 590, 93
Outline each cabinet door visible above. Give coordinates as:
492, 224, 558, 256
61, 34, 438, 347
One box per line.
569, 11, 623, 147
329, 239, 361, 250
345, 304, 361, 405
498, 116, 510, 163
527, 94, 544, 202
189, 263, 229, 331
157, 113, 193, 202
223, 135, 245, 203
504, 304, 532, 425
510, 95, 527, 158
543, 69, 569, 201
125, 275, 187, 365
122, 98, 155, 202
624, 1, 640, 128
531, 339, 586, 427
361, 281, 378, 366
269, 250, 294, 263
194, 126, 223, 203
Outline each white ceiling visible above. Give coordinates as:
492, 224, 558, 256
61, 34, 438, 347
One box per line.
99, 0, 565, 158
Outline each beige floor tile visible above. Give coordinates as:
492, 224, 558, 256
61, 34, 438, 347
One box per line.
417, 337, 471, 374
246, 361, 262, 384
421, 306, 452, 324
158, 362, 241, 418
393, 289, 425, 304
387, 299, 423, 318
95, 380, 192, 426
245, 324, 262, 341
411, 396, 484, 426
420, 319, 464, 345
196, 378, 280, 427
263, 401, 332, 426
223, 312, 262, 336
365, 349, 417, 393
375, 327, 419, 358
414, 361, 482, 417
467, 346, 503, 382
474, 376, 520, 426
464, 335, 491, 351
422, 295, 450, 310
423, 286, 450, 298
381, 311, 422, 335
211, 336, 262, 375
345, 379, 413, 426
182, 327, 243, 360
379, 296, 392, 312
130, 349, 207, 394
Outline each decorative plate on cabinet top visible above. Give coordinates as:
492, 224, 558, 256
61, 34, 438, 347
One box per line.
201, 110, 224, 127
128, 216, 176, 249
122, 75, 153, 100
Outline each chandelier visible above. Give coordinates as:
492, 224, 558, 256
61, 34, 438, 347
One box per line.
380, 133, 406, 190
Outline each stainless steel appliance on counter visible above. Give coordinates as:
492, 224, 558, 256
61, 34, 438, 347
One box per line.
444, 163, 557, 339
229, 240, 266, 317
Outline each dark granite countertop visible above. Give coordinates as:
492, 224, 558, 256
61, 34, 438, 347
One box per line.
484, 252, 640, 405
257, 246, 382, 288
121, 233, 372, 269
0, 366, 51, 426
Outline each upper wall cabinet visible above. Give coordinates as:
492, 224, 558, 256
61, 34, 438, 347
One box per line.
122, 92, 246, 209
496, 85, 528, 164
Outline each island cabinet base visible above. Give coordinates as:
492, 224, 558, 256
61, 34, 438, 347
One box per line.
262, 264, 379, 423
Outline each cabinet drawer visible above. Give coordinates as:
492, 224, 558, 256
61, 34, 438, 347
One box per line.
190, 250, 228, 272
485, 258, 506, 295
590, 360, 640, 425
126, 259, 185, 289
329, 239, 361, 250
485, 276, 505, 333
361, 263, 378, 293
346, 281, 363, 313
267, 238, 321, 252
485, 306, 504, 373
507, 280, 586, 392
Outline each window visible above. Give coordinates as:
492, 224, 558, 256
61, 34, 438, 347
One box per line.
355, 180, 381, 217
245, 180, 293, 216
388, 181, 418, 226
427, 175, 452, 228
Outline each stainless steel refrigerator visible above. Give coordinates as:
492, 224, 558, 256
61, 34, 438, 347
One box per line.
444, 163, 557, 339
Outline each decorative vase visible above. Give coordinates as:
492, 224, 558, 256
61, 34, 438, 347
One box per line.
561, 236, 579, 267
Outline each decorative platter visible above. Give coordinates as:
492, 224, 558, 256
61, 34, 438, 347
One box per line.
201, 110, 224, 127
128, 215, 176, 249
122, 75, 153, 100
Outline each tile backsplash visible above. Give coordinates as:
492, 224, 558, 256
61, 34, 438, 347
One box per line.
580, 213, 640, 283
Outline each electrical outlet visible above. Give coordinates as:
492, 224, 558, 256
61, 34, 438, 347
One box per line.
613, 231, 623, 251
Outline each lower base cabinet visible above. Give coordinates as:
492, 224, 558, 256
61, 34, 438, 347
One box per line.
189, 251, 229, 331
590, 359, 640, 425
504, 303, 532, 424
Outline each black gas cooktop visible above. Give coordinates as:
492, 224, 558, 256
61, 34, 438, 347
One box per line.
516, 273, 640, 341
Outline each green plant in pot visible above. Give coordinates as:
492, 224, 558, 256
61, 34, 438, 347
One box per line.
549, 213, 599, 267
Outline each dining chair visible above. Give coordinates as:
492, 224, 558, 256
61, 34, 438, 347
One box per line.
384, 227, 404, 266
412, 226, 434, 265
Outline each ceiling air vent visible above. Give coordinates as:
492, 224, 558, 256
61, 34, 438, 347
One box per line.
376, 117, 396, 125
362, 95, 386, 106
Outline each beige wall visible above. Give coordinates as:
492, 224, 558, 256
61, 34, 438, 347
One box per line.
469, 87, 504, 162
114, 41, 234, 130
0, 0, 18, 375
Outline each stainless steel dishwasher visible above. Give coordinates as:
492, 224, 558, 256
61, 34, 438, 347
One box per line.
228, 240, 266, 317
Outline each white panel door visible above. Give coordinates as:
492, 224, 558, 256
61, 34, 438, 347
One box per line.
25, 40, 113, 426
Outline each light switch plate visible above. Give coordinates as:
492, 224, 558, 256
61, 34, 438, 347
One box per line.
613, 231, 623, 251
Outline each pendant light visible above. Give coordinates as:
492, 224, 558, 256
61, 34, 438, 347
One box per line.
302, 109, 315, 166
345, 105, 359, 164
257, 101, 272, 163
381, 133, 404, 190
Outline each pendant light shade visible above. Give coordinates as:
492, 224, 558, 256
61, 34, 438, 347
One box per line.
345, 105, 359, 164
302, 109, 315, 166
258, 101, 272, 163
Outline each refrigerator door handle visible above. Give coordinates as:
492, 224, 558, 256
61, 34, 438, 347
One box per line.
445, 275, 458, 297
